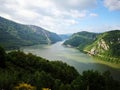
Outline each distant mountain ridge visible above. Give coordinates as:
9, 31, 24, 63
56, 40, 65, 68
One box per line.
59, 34, 72, 40
0, 16, 61, 49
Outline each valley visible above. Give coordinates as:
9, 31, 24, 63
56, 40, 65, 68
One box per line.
0, 0, 120, 89
21, 41, 120, 80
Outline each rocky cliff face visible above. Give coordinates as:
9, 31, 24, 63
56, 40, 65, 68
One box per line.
98, 39, 109, 50
84, 30, 120, 63
89, 39, 109, 55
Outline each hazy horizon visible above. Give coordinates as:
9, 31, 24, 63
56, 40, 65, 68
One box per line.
0, 0, 120, 34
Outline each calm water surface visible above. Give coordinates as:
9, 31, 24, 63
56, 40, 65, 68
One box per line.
21, 41, 120, 80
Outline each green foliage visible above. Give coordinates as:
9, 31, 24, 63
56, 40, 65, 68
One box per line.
63, 31, 99, 50
64, 30, 120, 63
0, 46, 78, 90
84, 30, 120, 63
72, 70, 120, 90
0, 17, 61, 49
0, 46, 6, 67
0, 46, 119, 90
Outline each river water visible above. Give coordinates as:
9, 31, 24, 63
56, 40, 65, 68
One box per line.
21, 41, 120, 80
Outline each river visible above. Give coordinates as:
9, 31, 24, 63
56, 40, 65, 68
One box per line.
21, 41, 120, 80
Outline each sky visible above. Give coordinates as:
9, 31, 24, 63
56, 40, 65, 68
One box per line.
0, 0, 120, 34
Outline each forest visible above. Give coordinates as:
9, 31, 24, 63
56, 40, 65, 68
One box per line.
0, 46, 120, 90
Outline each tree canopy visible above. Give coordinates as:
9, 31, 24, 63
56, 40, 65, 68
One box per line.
0, 46, 119, 90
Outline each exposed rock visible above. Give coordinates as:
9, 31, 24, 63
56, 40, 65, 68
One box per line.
98, 39, 109, 50
90, 47, 97, 55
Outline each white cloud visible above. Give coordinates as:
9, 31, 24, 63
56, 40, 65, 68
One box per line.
70, 10, 87, 18
89, 13, 98, 17
17, 10, 39, 19
104, 0, 120, 11
64, 19, 78, 25
0, 0, 99, 33
55, 0, 97, 10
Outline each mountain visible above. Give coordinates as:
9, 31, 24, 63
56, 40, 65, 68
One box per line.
63, 30, 120, 63
63, 31, 99, 50
59, 34, 72, 40
28, 25, 62, 43
0, 16, 61, 49
84, 30, 120, 63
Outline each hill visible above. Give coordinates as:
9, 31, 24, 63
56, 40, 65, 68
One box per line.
63, 30, 120, 63
0, 16, 61, 49
84, 30, 120, 63
63, 31, 99, 50
0, 46, 119, 90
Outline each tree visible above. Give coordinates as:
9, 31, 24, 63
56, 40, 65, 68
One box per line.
33, 71, 54, 90
72, 70, 106, 90
0, 46, 6, 68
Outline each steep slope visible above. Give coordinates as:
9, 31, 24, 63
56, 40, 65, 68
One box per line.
84, 30, 120, 63
0, 16, 61, 49
28, 25, 62, 44
63, 31, 99, 50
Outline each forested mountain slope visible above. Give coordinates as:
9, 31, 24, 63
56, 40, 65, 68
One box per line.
28, 25, 62, 44
64, 30, 120, 63
84, 30, 120, 63
0, 16, 61, 49
63, 31, 99, 50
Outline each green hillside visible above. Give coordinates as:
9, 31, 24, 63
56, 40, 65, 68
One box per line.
63, 31, 99, 50
63, 30, 120, 63
0, 16, 61, 49
84, 30, 120, 63
0, 46, 120, 90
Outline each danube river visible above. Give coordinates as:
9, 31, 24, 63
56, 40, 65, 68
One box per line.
21, 41, 120, 80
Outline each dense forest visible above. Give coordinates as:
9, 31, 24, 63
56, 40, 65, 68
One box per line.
63, 31, 99, 50
0, 46, 120, 90
0, 16, 61, 49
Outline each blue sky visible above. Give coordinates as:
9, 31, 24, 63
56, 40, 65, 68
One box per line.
0, 0, 120, 34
